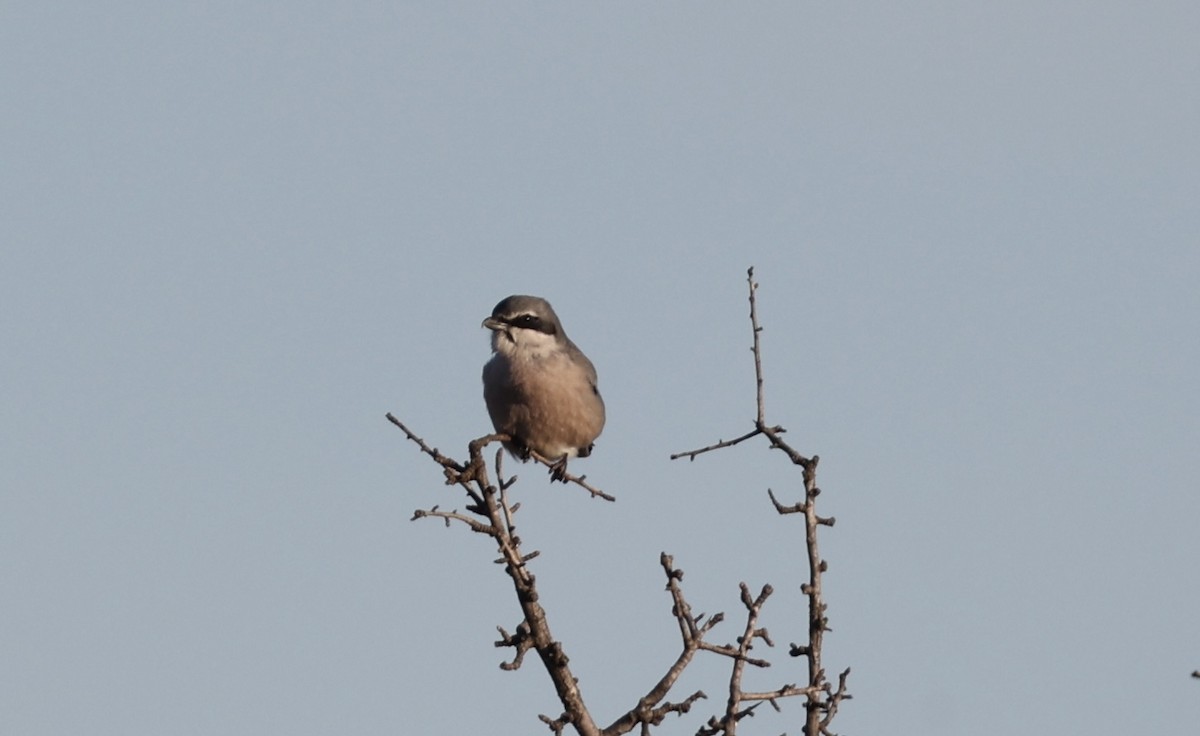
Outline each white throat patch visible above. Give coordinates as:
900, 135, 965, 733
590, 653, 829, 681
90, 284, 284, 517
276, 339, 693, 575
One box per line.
493, 326, 559, 359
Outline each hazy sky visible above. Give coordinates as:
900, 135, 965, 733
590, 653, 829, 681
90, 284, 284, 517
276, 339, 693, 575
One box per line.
3, 3, 1198, 735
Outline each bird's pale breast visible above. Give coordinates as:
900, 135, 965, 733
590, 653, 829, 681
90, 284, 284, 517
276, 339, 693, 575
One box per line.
483, 349, 604, 459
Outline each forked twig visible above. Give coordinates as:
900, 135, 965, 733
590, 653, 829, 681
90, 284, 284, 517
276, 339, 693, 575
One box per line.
669, 267, 850, 735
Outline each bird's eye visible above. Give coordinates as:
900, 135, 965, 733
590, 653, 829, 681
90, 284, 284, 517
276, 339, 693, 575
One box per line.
511, 314, 555, 335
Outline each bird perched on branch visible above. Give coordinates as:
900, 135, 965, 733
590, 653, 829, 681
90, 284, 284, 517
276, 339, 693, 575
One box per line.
481, 295, 605, 480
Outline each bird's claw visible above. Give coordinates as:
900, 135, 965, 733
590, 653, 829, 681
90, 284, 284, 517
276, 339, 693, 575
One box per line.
548, 456, 569, 483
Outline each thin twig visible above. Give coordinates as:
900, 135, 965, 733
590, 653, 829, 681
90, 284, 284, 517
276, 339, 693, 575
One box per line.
601, 554, 718, 736
747, 267, 767, 427
670, 428, 763, 461
410, 507, 496, 534
525, 449, 616, 501
386, 412, 467, 473
496, 622, 534, 671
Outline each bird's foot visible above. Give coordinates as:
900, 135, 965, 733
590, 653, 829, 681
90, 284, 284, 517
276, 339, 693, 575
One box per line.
547, 455, 569, 483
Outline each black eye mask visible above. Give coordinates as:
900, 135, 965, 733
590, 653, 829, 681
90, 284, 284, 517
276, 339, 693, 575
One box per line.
507, 313, 557, 336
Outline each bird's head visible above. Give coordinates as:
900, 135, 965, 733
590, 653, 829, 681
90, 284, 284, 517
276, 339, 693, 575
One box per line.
482, 295, 565, 356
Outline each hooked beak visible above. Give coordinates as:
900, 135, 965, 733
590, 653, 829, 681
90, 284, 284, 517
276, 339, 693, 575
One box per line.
481, 316, 506, 331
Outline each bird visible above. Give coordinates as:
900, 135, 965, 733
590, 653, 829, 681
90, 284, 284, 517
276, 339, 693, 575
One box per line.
481, 295, 605, 480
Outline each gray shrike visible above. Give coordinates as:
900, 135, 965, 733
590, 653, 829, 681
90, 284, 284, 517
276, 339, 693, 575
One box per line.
481, 295, 605, 479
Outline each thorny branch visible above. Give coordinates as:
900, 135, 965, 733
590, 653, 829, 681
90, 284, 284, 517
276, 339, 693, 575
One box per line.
602, 552, 817, 736
671, 267, 852, 736
388, 414, 604, 735
391, 419, 751, 736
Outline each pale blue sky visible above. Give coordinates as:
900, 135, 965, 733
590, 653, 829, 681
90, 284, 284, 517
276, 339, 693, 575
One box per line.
2, 3, 1198, 735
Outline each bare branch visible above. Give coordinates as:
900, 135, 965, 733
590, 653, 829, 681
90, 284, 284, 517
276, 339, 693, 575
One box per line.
385, 412, 467, 474
819, 668, 853, 733
670, 428, 763, 461
540, 712, 571, 735
739, 683, 818, 702
666, 267, 851, 735
528, 450, 616, 501
496, 622, 534, 671
410, 506, 496, 534
389, 417, 603, 736
601, 554, 720, 736
766, 488, 803, 515
747, 267, 767, 427
757, 425, 813, 470
709, 582, 777, 734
